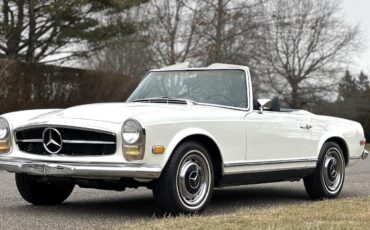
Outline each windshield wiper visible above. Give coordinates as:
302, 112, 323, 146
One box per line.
132, 97, 197, 105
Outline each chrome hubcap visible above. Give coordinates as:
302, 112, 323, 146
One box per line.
322, 147, 344, 193
177, 150, 211, 209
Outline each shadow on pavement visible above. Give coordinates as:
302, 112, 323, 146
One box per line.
8, 182, 310, 218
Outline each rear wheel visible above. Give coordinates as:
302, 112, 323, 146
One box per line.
153, 141, 214, 215
304, 141, 345, 199
15, 174, 74, 205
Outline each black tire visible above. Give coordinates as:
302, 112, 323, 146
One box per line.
304, 141, 345, 199
153, 141, 214, 215
15, 174, 74, 205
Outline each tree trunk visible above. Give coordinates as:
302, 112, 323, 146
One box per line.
290, 82, 300, 108
5, 0, 24, 60
213, 0, 224, 63
26, 0, 36, 62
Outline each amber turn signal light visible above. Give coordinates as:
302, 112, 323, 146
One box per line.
0, 141, 10, 153
152, 145, 165, 154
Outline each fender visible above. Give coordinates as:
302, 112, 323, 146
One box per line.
163, 127, 224, 169
1, 109, 61, 129
316, 131, 347, 158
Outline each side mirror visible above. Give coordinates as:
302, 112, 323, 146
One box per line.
257, 99, 272, 114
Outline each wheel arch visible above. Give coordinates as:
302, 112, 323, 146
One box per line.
319, 136, 349, 166
165, 129, 224, 186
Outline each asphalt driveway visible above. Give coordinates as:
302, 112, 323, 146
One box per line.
0, 158, 369, 229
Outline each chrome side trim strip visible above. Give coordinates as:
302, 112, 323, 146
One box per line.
224, 158, 318, 167
223, 166, 316, 176
350, 156, 362, 160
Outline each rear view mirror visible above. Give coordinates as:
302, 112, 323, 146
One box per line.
257, 99, 272, 114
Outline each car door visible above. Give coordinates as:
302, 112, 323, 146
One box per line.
245, 111, 312, 164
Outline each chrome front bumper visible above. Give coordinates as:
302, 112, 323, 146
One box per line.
0, 157, 162, 179
362, 150, 369, 160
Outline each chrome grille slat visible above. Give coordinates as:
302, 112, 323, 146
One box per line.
62, 140, 115, 145
17, 139, 43, 143
17, 139, 115, 145
15, 127, 116, 156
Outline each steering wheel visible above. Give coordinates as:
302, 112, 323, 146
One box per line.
206, 94, 237, 107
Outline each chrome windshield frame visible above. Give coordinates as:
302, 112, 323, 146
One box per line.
127, 67, 253, 112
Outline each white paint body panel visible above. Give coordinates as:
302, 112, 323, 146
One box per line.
245, 111, 312, 161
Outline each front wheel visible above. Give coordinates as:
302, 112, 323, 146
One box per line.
153, 141, 214, 215
16, 174, 75, 205
304, 141, 345, 199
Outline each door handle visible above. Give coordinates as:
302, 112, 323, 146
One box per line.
300, 124, 312, 129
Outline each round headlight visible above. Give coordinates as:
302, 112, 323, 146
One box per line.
0, 118, 9, 140
122, 119, 142, 145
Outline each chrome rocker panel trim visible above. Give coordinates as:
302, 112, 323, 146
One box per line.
0, 157, 161, 179
224, 158, 318, 167
350, 150, 368, 160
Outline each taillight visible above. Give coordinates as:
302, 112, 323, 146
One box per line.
360, 139, 366, 146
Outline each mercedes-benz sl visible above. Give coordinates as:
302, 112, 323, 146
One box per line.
0, 63, 367, 214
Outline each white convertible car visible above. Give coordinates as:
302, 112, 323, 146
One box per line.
0, 64, 367, 214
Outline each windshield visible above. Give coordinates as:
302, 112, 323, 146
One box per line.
127, 70, 248, 108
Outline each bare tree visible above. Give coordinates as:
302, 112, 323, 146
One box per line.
88, 0, 268, 76
88, 0, 204, 73
89, 35, 153, 78
87, 6, 154, 77
197, 0, 267, 65
257, 0, 361, 108
147, 0, 205, 67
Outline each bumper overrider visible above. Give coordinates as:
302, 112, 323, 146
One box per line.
0, 156, 162, 179
362, 150, 369, 160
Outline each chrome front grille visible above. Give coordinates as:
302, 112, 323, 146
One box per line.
15, 127, 116, 156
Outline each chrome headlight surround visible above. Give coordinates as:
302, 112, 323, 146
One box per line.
0, 117, 11, 154
122, 119, 145, 161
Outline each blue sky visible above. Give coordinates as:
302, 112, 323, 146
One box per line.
343, 0, 370, 73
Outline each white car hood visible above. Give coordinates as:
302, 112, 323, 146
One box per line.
35, 102, 191, 124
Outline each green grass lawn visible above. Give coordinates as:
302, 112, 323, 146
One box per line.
113, 144, 370, 230
115, 196, 370, 230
